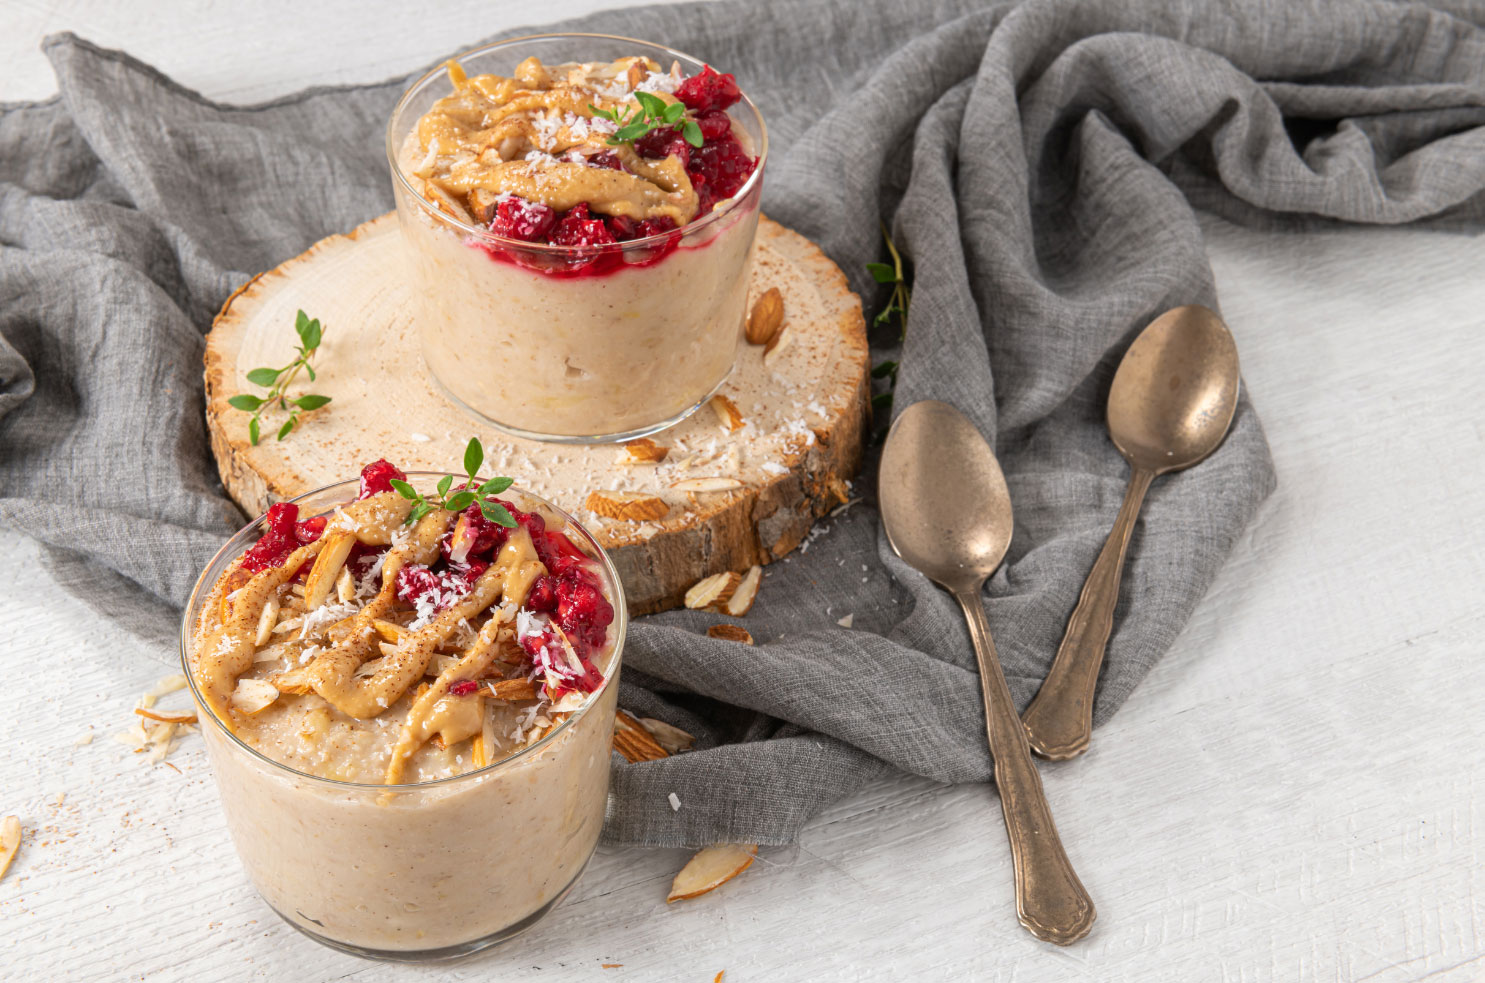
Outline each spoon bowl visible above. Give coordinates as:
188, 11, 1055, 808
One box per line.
1023, 305, 1241, 761
880, 400, 1095, 946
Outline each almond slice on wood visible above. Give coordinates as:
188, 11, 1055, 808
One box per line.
707, 624, 754, 645
0, 816, 20, 883
586, 491, 670, 522
134, 708, 198, 725
638, 717, 697, 754
303, 532, 355, 610
670, 477, 743, 494
254, 596, 280, 647
613, 710, 669, 763
745, 287, 783, 346
684, 572, 741, 611
667, 843, 758, 902
723, 565, 762, 617
763, 325, 791, 368
710, 394, 744, 432
621, 438, 669, 464
229, 678, 280, 716
487, 678, 538, 702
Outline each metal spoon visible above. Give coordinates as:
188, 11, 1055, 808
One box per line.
880, 400, 1096, 946
1022, 305, 1241, 761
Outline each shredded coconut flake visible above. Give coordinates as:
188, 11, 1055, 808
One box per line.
668, 792, 682, 812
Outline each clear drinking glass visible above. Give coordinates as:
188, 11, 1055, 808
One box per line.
386, 33, 768, 443
181, 476, 626, 961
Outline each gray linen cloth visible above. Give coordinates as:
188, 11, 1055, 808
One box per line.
3, 0, 1483, 847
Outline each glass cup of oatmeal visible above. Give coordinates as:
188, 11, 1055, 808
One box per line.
181, 461, 626, 961
386, 34, 768, 443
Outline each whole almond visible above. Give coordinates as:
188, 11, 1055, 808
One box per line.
745, 287, 784, 346
707, 624, 754, 645
585, 491, 669, 522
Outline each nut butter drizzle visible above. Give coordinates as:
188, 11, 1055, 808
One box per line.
409, 56, 699, 227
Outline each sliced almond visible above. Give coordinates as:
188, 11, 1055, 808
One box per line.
336, 567, 355, 604
0, 816, 20, 883
684, 572, 741, 611
763, 325, 791, 368
625, 61, 646, 90
670, 477, 743, 494
134, 708, 198, 725
586, 491, 670, 522
254, 596, 280, 647
723, 565, 762, 617
710, 394, 744, 432
638, 717, 697, 755
707, 624, 754, 645
745, 287, 783, 346
371, 620, 407, 643
622, 438, 669, 464
229, 678, 280, 716
421, 179, 474, 225
667, 843, 758, 902
613, 710, 669, 763
487, 678, 538, 702
303, 532, 355, 610
467, 187, 502, 225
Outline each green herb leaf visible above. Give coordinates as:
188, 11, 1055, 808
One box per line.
463, 437, 483, 480
296, 311, 323, 350
866, 262, 898, 284
248, 417, 261, 445
407, 502, 431, 525
437, 475, 454, 497
304, 363, 316, 382
276, 418, 297, 441
481, 501, 518, 528
662, 101, 685, 124
871, 392, 894, 411
293, 394, 331, 410
389, 479, 418, 500
246, 367, 281, 387
633, 91, 667, 116
477, 476, 514, 496
871, 360, 899, 379
228, 394, 265, 411
682, 118, 703, 148
614, 121, 650, 142
445, 491, 475, 513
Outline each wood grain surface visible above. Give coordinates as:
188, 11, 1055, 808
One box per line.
2, 4, 1483, 981
202, 213, 868, 615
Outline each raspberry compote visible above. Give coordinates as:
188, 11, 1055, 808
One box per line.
388, 36, 767, 441
182, 461, 625, 959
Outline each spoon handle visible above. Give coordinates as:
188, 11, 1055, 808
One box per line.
1023, 465, 1156, 760
955, 588, 1096, 946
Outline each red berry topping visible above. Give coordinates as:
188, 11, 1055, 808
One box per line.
554, 575, 614, 651
294, 515, 327, 544
687, 130, 756, 214
491, 196, 558, 242
441, 503, 509, 562
358, 459, 406, 500
698, 110, 732, 142
549, 203, 618, 249
587, 151, 624, 170
395, 560, 488, 612
633, 128, 691, 167
241, 502, 302, 573
448, 680, 481, 697
526, 575, 559, 612
675, 65, 741, 114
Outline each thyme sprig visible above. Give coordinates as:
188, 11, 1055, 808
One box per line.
227, 310, 331, 445
389, 438, 517, 528
589, 91, 703, 149
867, 226, 912, 418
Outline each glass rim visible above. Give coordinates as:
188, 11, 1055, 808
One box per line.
384, 31, 770, 253
179, 472, 628, 792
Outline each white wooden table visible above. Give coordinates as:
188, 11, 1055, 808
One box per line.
3, 3, 1482, 980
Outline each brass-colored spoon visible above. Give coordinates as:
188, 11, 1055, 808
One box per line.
880, 400, 1096, 946
1022, 305, 1241, 761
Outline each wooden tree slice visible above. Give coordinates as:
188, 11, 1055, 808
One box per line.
205, 212, 869, 615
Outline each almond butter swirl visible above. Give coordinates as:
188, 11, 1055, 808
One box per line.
404, 56, 700, 227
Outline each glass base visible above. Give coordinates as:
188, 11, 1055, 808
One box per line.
268, 857, 590, 962
432, 360, 730, 445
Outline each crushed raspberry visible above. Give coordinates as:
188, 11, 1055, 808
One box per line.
490, 196, 557, 242
395, 559, 488, 612
687, 130, 756, 214
675, 65, 741, 114
554, 575, 614, 652
698, 110, 733, 142
358, 459, 406, 500
442, 502, 509, 563
587, 151, 624, 170
241, 502, 302, 573
448, 680, 481, 697
294, 515, 327, 544
607, 214, 678, 242
525, 575, 558, 612
633, 128, 691, 167
549, 203, 617, 249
